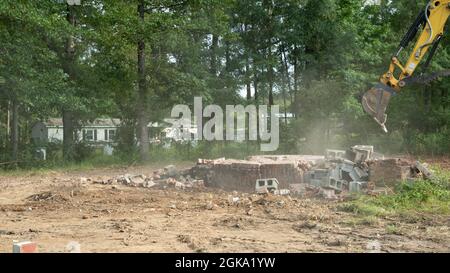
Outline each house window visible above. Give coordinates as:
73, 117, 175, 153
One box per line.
105, 129, 116, 142
83, 129, 97, 141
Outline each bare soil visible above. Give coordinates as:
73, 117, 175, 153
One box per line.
0, 163, 449, 253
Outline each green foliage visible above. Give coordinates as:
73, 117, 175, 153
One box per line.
340, 168, 450, 217
1, 0, 450, 166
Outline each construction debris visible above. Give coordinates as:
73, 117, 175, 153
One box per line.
83, 146, 434, 200
100, 165, 205, 192
189, 145, 434, 198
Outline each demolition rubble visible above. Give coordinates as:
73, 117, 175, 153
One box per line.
94, 146, 433, 199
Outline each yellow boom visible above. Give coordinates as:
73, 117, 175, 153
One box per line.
362, 0, 450, 132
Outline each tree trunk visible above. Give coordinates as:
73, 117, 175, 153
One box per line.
265, 0, 274, 107
280, 53, 288, 124
246, 58, 251, 100
63, 110, 75, 160
10, 98, 19, 161
6, 101, 10, 146
62, 4, 77, 161
293, 54, 300, 118
268, 48, 274, 106
253, 62, 258, 102
282, 49, 294, 105
210, 35, 218, 75
137, 0, 150, 162
225, 41, 231, 73
268, 75, 274, 106
442, 88, 448, 110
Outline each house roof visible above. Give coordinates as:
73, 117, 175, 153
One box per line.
43, 118, 121, 127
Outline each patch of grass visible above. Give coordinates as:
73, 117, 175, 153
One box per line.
337, 202, 388, 217
0, 154, 130, 176
373, 180, 450, 214
0, 152, 195, 177
340, 167, 450, 218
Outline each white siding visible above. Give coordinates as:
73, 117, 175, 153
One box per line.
98, 128, 106, 141
31, 119, 120, 146
48, 127, 64, 142
81, 127, 117, 142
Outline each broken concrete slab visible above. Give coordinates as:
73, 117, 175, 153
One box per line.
192, 156, 319, 192
414, 161, 434, 179
144, 180, 156, 188
115, 174, 149, 187
130, 175, 146, 187
368, 158, 413, 188
163, 165, 178, 178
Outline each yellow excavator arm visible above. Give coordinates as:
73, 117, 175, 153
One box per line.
362, 0, 450, 132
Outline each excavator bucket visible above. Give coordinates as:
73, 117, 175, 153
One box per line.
361, 83, 397, 133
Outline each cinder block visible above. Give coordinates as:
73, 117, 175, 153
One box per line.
13, 241, 37, 253
349, 182, 366, 193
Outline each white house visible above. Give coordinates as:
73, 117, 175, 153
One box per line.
31, 118, 197, 146
32, 118, 120, 145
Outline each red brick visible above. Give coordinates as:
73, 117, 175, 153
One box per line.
13, 241, 37, 253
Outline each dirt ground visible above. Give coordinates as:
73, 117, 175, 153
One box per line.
0, 162, 449, 253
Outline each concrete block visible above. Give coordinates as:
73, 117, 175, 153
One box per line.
311, 169, 329, 180
352, 145, 374, 163
13, 241, 37, 253
328, 178, 344, 191
349, 182, 366, 193
354, 167, 369, 179
310, 179, 325, 188
191, 180, 205, 188
274, 189, 290, 196
326, 149, 346, 161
